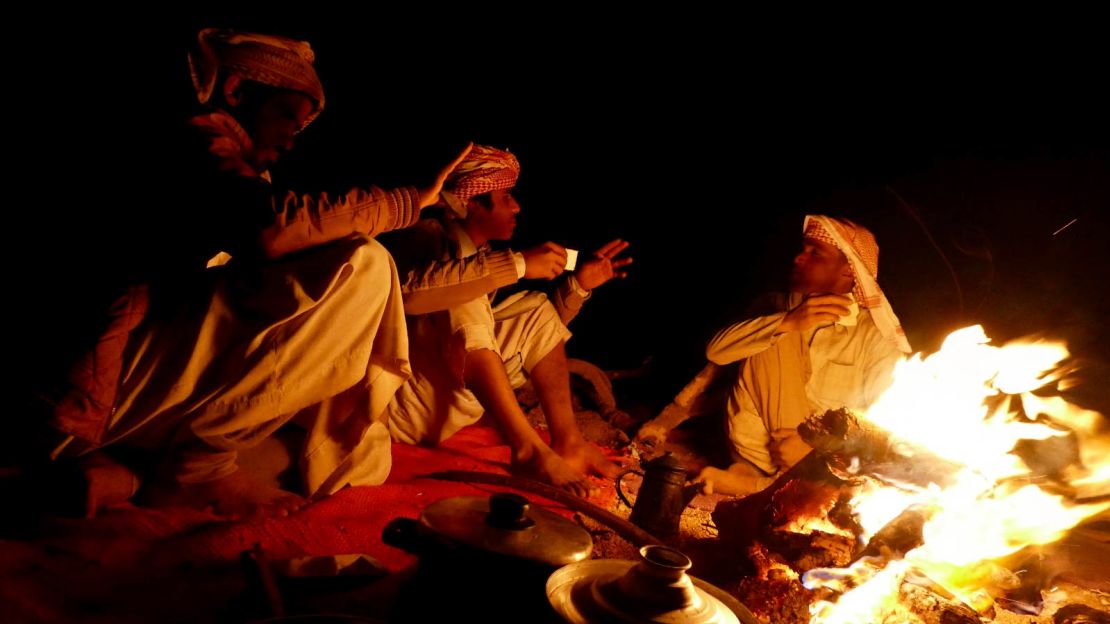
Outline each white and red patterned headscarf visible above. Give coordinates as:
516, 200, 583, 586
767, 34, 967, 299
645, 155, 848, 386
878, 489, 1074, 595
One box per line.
188, 28, 325, 131
804, 215, 912, 353
441, 145, 520, 216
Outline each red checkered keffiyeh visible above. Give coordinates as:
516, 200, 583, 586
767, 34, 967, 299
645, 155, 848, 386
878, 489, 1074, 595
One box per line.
189, 28, 325, 131
445, 145, 520, 208
804, 215, 912, 353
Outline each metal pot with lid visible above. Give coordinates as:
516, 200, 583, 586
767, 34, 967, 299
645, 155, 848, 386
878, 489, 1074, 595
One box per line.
616, 452, 703, 540
383, 492, 593, 622
547, 545, 759, 624
383, 491, 593, 567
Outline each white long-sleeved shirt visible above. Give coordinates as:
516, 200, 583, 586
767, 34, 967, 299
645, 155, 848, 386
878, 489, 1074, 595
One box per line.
707, 292, 904, 474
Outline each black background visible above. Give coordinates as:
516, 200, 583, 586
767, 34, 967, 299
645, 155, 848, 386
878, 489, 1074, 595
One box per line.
15, 9, 1109, 402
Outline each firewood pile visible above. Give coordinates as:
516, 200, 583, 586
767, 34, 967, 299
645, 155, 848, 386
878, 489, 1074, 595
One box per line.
708, 408, 1109, 624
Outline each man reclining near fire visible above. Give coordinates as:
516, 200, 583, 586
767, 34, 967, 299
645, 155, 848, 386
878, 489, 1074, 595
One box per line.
381, 145, 631, 497
651, 215, 912, 496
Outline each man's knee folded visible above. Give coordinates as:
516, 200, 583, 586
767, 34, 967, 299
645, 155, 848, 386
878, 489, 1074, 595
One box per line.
349, 237, 396, 280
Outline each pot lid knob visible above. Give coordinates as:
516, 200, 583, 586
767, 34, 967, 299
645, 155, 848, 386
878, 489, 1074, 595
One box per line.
487, 492, 536, 530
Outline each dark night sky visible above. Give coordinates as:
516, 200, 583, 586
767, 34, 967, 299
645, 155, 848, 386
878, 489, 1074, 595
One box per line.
15, 10, 1109, 401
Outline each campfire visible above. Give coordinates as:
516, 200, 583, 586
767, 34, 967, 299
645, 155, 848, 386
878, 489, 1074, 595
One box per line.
712, 326, 1109, 623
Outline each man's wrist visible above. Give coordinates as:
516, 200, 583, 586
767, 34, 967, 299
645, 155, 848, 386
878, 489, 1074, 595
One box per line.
511, 252, 526, 278
567, 274, 590, 296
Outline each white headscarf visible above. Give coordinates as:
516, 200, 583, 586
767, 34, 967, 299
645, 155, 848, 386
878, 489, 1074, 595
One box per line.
804, 215, 912, 353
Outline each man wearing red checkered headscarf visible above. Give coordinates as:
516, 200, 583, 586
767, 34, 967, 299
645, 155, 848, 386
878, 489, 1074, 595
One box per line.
693, 215, 910, 496
43, 28, 472, 520
382, 145, 633, 498
801, 216, 910, 353
438, 144, 521, 216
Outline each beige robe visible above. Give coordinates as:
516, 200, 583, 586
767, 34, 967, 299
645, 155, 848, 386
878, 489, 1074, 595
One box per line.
82, 236, 410, 496
707, 292, 903, 474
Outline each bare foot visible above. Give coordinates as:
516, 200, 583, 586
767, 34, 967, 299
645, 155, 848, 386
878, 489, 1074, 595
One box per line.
511, 446, 593, 498
158, 470, 307, 520
554, 438, 620, 480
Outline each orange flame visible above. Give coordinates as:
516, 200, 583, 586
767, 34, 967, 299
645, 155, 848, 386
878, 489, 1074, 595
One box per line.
806, 326, 1109, 622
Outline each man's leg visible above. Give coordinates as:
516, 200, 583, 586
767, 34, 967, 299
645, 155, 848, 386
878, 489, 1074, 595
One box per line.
156, 379, 391, 520
463, 348, 594, 497
528, 341, 618, 479
122, 237, 406, 519
141, 429, 307, 520
492, 292, 619, 484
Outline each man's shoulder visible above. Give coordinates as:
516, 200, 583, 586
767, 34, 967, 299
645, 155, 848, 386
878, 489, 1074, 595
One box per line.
855, 308, 903, 356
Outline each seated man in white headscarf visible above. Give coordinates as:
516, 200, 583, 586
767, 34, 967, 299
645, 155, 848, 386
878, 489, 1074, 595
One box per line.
695, 215, 912, 496
382, 145, 629, 497
44, 28, 470, 519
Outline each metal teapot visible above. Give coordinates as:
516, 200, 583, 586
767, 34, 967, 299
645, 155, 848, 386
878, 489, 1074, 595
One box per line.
616, 453, 702, 539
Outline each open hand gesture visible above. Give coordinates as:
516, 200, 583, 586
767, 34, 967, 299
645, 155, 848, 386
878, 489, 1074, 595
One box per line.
575, 239, 633, 291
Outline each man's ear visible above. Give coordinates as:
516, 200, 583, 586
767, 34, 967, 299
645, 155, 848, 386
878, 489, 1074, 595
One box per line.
221, 74, 244, 108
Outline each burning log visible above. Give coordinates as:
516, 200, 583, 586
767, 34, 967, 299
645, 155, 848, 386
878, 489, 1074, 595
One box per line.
796, 407, 895, 464
798, 407, 963, 490
1053, 604, 1110, 624
854, 506, 929, 562
712, 453, 838, 554
898, 581, 985, 624
713, 326, 1110, 623
710, 449, 864, 621
770, 529, 856, 572
763, 476, 858, 571
731, 542, 815, 624
713, 416, 975, 622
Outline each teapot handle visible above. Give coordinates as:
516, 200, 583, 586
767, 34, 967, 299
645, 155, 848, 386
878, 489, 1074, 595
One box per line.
615, 468, 645, 509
